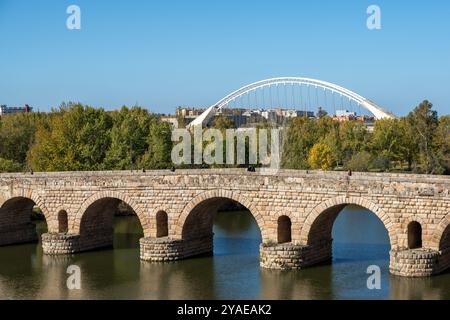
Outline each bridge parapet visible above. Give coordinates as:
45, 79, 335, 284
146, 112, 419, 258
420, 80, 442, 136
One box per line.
1, 169, 450, 277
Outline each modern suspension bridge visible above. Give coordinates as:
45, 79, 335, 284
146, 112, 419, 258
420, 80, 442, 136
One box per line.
188, 77, 396, 127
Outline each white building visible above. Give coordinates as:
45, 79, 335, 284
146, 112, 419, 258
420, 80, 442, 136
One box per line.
335, 109, 357, 117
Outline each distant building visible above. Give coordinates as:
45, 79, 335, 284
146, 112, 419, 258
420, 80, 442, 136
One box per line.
335, 109, 357, 118
176, 107, 207, 126
160, 116, 179, 129
0, 104, 33, 116
176, 106, 315, 128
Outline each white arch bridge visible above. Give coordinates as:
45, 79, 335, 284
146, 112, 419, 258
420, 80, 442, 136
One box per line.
189, 77, 395, 127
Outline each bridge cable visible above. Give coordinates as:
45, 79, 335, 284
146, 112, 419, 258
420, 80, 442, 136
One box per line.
299, 84, 303, 114
262, 86, 265, 108
292, 83, 296, 109
316, 86, 319, 114
307, 85, 311, 116
333, 92, 336, 115
275, 84, 278, 108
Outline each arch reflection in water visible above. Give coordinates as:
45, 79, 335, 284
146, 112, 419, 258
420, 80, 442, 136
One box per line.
5, 207, 450, 299
331, 205, 390, 299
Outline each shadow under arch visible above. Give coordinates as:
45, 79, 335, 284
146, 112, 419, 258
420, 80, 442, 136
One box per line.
74, 196, 145, 252
0, 196, 48, 246
72, 191, 149, 236
175, 190, 266, 240
171, 190, 265, 260
300, 196, 398, 250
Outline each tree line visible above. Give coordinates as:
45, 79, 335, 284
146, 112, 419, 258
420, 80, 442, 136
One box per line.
282, 100, 450, 174
0, 100, 448, 175
0, 103, 173, 172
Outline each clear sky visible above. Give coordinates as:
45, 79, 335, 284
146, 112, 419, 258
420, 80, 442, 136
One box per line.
0, 0, 449, 116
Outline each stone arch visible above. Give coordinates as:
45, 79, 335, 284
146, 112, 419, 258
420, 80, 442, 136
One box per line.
72, 191, 149, 236
0, 193, 6, 207
175, 189, 266, 239
0, 189, 51, 221
300, 196, 398, 249
0, 189, 50, 246
431, 213, 450, 251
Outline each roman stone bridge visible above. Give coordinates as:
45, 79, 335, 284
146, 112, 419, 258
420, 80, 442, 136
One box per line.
1, 169, 450, 277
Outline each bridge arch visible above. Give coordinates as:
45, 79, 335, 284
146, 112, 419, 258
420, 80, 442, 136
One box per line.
431, 213, 450, 251
175, 189, 267, 239
72, 191, 150, 236
0, 190, 50, 246
0, 190, 51, 221
189, 77, 395, 127
300, 196, 398, 249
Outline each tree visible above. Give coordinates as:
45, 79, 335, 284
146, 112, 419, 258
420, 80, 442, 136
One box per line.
0, 158, 23, 173
339, 121, 370, 164
371, 118, 408, 170
281, 117, 320, 169
28, 103, 112, 171
345, 151, 372, 172
138, 120, 173, 169
316, 117, 342, 166
0, 112, 42, 169
308, 143, 335, 171
213, 116, 235, 130
102, 106, 152, 170
434, 115, 450, 174
407, 100, 442, 174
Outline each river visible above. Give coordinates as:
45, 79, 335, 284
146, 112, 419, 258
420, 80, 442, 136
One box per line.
0, 205, 449, 300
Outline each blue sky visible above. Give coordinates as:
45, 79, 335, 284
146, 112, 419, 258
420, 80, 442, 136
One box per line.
0, 0, 449, 116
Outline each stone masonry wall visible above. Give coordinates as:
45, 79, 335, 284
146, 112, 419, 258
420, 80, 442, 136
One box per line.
1, 169, 450, 277
260, 241, 332, 270
140, 234, 213, 262
390, 249, 440, 277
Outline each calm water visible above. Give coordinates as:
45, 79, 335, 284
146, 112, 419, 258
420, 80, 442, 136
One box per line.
0, 206, 450, 300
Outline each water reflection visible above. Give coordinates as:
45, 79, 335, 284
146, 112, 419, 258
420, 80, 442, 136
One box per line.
0, 208, 450, 299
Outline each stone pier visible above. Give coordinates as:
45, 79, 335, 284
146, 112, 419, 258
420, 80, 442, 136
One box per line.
42, 231, 113, 255
390, 248, 450, 277
140, 234, 214, 262
1, 168, 450, 277
259, 241, 332, 270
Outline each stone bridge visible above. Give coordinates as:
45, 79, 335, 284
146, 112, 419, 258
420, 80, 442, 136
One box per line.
1, 169, 450, 277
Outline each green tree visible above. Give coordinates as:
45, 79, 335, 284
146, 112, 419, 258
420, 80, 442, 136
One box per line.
407, 100, 442, 174
339, 121, 369, 165
281, 117, 320, 169
370, 118, 410, 170
103, 106, 152, 170
28, 103, 112, 171
317, 117, 342, 167
434, 115, 450, 174
213, 116, 235, 130
345, 151, 373, 172
0, 112, 42, 169
138, 120, 173, 169
0, 158, 23, 173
